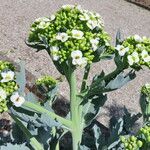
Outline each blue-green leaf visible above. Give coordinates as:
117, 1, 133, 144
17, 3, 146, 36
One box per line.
16, 61, 26, 95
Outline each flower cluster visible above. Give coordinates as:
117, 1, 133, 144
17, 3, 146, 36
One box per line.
120, 135, 143, 150
28, 4, 113, 68
115, 35, 150, 69
0, 61, 24, 112
139, 125, 150, 143
36, 75, 57, 93
141, 83, 150, 97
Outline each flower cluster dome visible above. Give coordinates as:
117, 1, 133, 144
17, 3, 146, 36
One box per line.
28, 5, 113, 68
115, 35, 150, 69
0, 61, 18, 112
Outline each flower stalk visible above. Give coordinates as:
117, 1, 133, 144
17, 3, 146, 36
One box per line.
69, 68, 82, 150
23, 101, 72, 129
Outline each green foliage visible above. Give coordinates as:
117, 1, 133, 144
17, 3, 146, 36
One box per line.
1, 4, 150, 150
140, 84, 150, 122
0, 61, 18, 113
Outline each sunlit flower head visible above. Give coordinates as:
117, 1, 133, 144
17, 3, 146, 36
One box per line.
56, 32, 69, 42
1, 71, 15, 83
10, 92, 25, 107
116, 45, 129, 56
134, 35, 142, 42
50, 46, 60, 61
90, 38, 99, 51
141, 50, 150, 62
62, 4, 74, 9
127, 51, 139, 66
71, 30, 84, 39
79, 13, 90, 21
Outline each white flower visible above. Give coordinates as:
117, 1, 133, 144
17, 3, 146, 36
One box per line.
56, 32, 69, 42
86, 20, 99, 30
136, 44, 142, 48
95, 13, 100, 18
62, 4, 74, 9
71, 50, 83, 65
90, 38, 99, 51
115, 45, 129, 56
38, 21, 49, 29
10, 92, 25, 107
143, 36, 147, 41
71, 30, 84, 39
141, 50, 150, 62
127, 52, 139, 66
71, 50, 87, 67
79, 13, 90, 21
35, 17, 50, 22
1, 71, 15, 83
77, 57, 87, 68
0, 88, 7, 102
134, 35, 142, 42
50, 46, 60, 61
76, 5, 83, 12
50, 15, 55, 21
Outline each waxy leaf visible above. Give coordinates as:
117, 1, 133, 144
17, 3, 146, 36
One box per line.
16, 61, 26, 95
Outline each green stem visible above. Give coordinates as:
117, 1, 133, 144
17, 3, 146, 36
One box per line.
23, 101, 72, 129
69, 69, 82, 150
81, 65, 91, 92
11, 114, 44, 150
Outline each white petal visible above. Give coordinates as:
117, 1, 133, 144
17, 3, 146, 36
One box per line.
10, 92, 25, 107
1, 71, 15, 83
56, 33, 68, 42
134, 35, 142, 42
10, 92, 19, 103
144, 56, 150, 62
52, 55, 60, 61
79, 13, 90, 21
72, 30, 84, 39
118, 50, 126, 56
62, 5, 74, 9
50, 46, 59, 52
14, 97, 25, 107
71, 50, 83, 59
127, 55, 134, 66
50, 15, 55, 21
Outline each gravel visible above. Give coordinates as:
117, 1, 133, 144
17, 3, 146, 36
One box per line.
0, 0, 150, 126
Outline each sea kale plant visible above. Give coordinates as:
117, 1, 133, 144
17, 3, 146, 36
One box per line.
0, 4, 150, 150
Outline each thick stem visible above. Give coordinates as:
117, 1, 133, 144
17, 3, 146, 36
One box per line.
23, 101, 72, 129
69, 70, 82, 150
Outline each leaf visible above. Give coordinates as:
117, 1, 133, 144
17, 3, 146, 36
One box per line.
11, 122, 27, 144
35, 127, 52, 150
115, 29, 122, 46
25, 92, 39, 104
123, 107, 142, 133
105, 71, 136, 91
79, 145, 90, 150
1, 143, 30, 150
93, 124, 102, 149
25, 39, 46, 52
83, 94, 107, 127
93, 46, 106, 62
39, 36, 49, 50
16, 61, 26, 95
107, 118, 123, 147
36, 113, 62, 128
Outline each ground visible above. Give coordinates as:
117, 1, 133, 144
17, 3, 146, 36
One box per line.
0, 0, 150, 126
